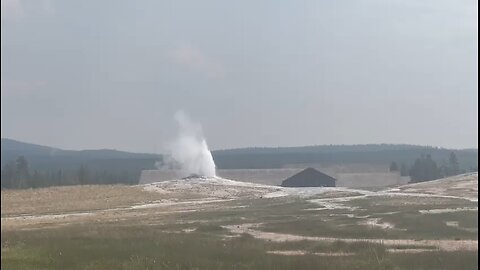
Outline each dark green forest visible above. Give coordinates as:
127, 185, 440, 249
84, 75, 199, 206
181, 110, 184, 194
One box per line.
1, 139, 477, 189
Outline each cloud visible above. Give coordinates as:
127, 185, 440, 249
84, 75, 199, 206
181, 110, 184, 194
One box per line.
1, 0, 25, 21
40, 0, 54, 15
170, 44, 225, 79
1, 79, 47, 97
1, 0, 54, 21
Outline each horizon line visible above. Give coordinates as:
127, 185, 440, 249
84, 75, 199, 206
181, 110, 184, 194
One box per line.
2, 137, 478, 155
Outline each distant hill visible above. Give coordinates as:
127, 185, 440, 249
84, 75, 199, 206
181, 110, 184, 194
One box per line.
1, 138, 160, 172
2, 138, 478, 174
2, 138, 158, 160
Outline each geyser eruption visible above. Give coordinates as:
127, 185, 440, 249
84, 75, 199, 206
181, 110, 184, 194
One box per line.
157, 110, 216, 178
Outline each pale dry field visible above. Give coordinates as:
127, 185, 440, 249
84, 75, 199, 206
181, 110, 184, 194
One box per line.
1, 185, 180, 216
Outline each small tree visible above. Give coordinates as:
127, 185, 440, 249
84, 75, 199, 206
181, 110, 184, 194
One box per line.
409, 154, 440, 182
424, 154, 439, 180
389, 162, 399, 172
1, 161, 16, 189
15, 156, 30, 188
448, 152, 460, 176
31, 170, 40, 188
438, 163, 448, 178
56, 170, 64, 186
77, 165, 90, 185
400, 163, 408, 176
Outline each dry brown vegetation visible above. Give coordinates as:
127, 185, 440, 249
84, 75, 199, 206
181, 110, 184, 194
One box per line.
1, 185, 175, 216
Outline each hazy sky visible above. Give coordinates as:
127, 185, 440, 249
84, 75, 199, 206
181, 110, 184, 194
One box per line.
1, 0, 478, 152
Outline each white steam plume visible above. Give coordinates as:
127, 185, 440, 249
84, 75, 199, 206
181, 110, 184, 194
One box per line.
156, 110, 216, 178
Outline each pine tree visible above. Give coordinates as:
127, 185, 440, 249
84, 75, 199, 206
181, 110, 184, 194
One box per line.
448, 152, 460, 176
77, 165, 90, 185
1, 161, 16, 189
409, 154, 440, 182
389, 162, 399, 172
15, 156, 30, 188
400, 163, 408, 176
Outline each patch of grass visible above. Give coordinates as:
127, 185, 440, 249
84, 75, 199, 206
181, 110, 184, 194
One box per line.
441, 212, 478, 228
2, 224, 478, 270
308, 191, 364, 200
347, 196, 477, 213
379, 211, 478, 240
256, 205, 478, 240
388, 244, 437, 250
330, 240, 386, 253
179, 198, 319, 225
259, 217, 393, 239
195, 224, 228, 233
388, 251, 478, 270
0, 185, 181, 217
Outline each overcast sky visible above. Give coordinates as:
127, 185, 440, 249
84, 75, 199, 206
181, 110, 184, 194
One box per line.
1, 0, 478, 153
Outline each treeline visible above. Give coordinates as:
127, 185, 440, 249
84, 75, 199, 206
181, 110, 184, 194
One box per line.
389, 152, 477, 183
1, 156, 138, 189
214, 144, 448, 155
2, 149, 477, 189
213, 148, 477, 171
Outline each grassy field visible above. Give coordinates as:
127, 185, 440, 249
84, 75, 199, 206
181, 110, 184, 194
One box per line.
1, 174, 478, 269
2, 224, 478, 270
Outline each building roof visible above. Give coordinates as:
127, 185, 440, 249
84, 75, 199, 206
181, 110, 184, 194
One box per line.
281, 167, 336, 187
286, 167, 336, 180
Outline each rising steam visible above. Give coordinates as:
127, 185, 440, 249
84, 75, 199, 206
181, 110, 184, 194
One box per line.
156, 110, 216, 178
